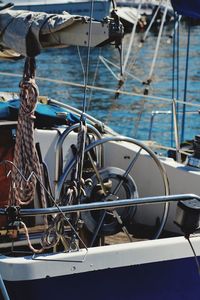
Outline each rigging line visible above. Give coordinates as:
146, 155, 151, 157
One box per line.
77, 46, 86, 86
1, 72, 200, 109
115, 43, 123, 83
186, 236, 200, 278
166, 15, 182, 44
120, 1, 166, 88
132, 99, 146, 138
99, 55, 119, 80
144, 3, 168, 88
97, 1, 158, 83
176, 18, 180, 112
181, 19, 191, 144
119, 67, 143, 83
122, 1, 142, 72
96, 0, 157, 88
139, 0, 164, 47
87, 48, 102, 111
99, 55, 143, 83
171, 13, 175, 147
172, 13, 179, 99
171, 13, 180, 147
171, 12, 177, 147
96, 1, 164, 88
74, 1, 95, 212
82, 0, 95, 115
128, 1, 167, 136
172, 99, 181, 162
74, 4, 94, 210
124, 0, 164, 79
111, 0, 117, 10
99, 0, 165, 86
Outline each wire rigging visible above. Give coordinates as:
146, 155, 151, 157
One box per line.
82, 0, 95, 115
181, 19, 191, 143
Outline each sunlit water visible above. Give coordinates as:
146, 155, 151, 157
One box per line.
1, 21, 200, 147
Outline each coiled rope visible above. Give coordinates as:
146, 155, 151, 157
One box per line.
5, 57, 90, 253
9, 57, 46, 209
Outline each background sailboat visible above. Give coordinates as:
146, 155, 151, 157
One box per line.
2, 0, 112, 20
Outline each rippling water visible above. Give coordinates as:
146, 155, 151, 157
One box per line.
1, 21, 200, 147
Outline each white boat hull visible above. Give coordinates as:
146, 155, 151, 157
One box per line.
1, 236, 200, 299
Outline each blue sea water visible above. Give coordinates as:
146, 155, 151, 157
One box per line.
0, 21, 200, 148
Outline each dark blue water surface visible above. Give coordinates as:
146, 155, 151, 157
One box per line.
1, 21, 200, 147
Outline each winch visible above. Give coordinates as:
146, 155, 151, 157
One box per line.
188, 135, 200, 168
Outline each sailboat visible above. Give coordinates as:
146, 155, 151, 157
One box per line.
2, 0, 111, 20
0, 2, 200, 300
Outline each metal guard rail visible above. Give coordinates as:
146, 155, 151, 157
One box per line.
0, 194, 199, 217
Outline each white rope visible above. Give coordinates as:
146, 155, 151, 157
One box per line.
123, 1, 142, 71
1, 71, 200, 109
139, 0, 164, 47
87, 48, 102, 111
97, 0, 168, 91
99, 55, 143, 83
145, 3, 168, 84
77, 46, 86, 85
99, 55, 119, 80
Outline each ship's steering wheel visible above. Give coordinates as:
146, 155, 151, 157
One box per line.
57, 134, 170, 243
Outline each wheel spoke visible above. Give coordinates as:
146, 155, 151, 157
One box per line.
113, 211, 133, 242
90, 210, 107, 247
113, 147, 142, 195
87, 149, 135, 242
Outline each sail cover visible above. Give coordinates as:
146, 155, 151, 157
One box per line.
170, 0, 200, 18
0, 8, 84, 57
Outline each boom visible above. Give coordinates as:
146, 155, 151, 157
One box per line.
0, 7, 123, 59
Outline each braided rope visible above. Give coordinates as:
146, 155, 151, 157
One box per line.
9, 57, 46, 209
5, 58, 90, 253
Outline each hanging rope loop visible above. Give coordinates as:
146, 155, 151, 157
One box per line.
9, 57, 46, 209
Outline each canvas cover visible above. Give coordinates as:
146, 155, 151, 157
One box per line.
0, 8, 82, 57
0, 98, 80, 127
